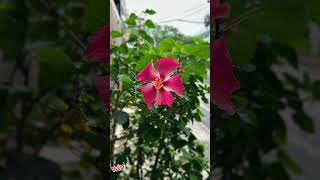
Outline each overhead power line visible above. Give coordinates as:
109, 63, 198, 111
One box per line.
157, 19, 204, 24
181, 6, 209, 19
156, 2, 209, 23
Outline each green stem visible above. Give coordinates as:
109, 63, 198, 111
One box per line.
151, 118, 167, 179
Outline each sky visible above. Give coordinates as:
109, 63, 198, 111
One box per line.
124, 0, 210, 36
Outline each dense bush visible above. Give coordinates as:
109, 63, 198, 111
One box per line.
110, 11, 210, 179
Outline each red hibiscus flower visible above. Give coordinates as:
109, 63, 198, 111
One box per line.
86, 24, 110, 64
211, 0, 230, 20
211, 38, 240, 115
95, 75, 110, 112
137, 58, 185, 109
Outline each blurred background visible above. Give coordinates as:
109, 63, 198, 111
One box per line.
282, 23, 320, 179
0, 0, 109, 179
212, 1, 320, 180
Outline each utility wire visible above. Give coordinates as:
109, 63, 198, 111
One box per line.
181, 5, 209, 19
156, 2, 208, 23
156, 5, 209, 24
157, 19, 204, 24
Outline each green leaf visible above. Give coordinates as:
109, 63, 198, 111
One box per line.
293, 110, 315, 133
35, 48, 73, 91
125, 13, 138, 26
283, 73, 300, 89
226, 27, 256, 65
158, 38, 175, 54
271, 41, 298, 68
121, 76, 133, 90
135, 54, 158, 72
302, 72, 312, 91
227, 117, 243, 137
140, 121, 160, 143
144, 9, 156, 15
0, 2, 15, 11
278, 150, 302, 174
82, 132, 108, 151
82, 0, 108, 33
189, 173, 198, 180
113, 110, 129, 125
248, 0, 307, 44
183, 59, 208, 81
305, 0, 320, 24
267, 162, 290, 180
111, 31, 123, 38
140, 30, 154, 44
312, 81, 320, 100
0, 1, 28, 58
182, 43, 210, 59
145, 19, 155, 28
172, 139, 188, 149
273, 118, 287, 145
47, 96, 69, 112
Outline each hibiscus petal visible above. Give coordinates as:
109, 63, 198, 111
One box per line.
155, 89, 175, 107
95, 75, 110, 112
211, 38, 240, 115
214, 4, 230, 19
86, 24, 110, 64
86, 48, 109, 63
137, 61, 158, 83
157, 58, 181, 81
140, 83, 157, 109
89, 25, 109, 49
211, 0, 230, 20
163, 74, 185, 97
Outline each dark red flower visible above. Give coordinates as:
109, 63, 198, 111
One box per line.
137, 58, 185, 109
86, 24, 109, 64
95, 75, 110, 112
211, 38, 240, 115
211, 0, 230, 20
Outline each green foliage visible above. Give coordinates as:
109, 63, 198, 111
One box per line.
304, 0, 320, 24
0, 0, 28, 58
111, 31, 123, 38
135, 54, 159, 72
213, 1, 320, 179
182, 42, 210, 59
36, 48, 74, 91
111, 12, 210, 179
158, 37, 175, 54
124, 13, 138, 26
82, 0, 109, 33
145, 19, 156, 28
144, 9, 156, 15
226, 27, 256, 65
150, 25, 195, 45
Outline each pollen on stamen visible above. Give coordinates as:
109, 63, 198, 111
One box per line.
152, 77, 164, 90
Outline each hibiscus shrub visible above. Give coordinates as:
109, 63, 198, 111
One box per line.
110, 11, 210, 179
